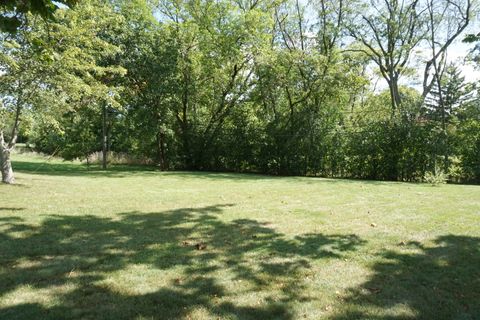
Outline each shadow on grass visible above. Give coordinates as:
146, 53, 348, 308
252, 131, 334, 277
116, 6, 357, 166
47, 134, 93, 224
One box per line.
332, 236, 480, 320
12, 160, 157, 178
12, 160, 282, 181
13, 159, 415, 186
0, 204, 365, 320
1, 205, 478, 319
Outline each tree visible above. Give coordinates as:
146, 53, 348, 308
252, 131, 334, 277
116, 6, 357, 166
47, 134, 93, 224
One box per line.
5, 0, 479, 183
0, 30, 47, 183
425, 63, 473, 121
113, 0, 178, 170
347, 0, 427, 113
0, 0, 78, 32
457, 106, 480, 182
347, 0, 472, 113
0, 0, 125, 183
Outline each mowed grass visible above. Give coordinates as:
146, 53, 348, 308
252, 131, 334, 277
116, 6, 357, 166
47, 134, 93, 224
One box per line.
0, 153, 479, 320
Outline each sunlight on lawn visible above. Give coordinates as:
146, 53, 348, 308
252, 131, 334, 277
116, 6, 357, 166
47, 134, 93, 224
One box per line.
0, 154, 479, 319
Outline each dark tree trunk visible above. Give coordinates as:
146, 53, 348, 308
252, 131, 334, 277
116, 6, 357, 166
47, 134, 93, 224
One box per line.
156, 131, 167, 170
102, 104, 108, 170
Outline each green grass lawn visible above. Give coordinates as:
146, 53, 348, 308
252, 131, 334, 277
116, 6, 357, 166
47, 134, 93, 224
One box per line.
1, 153, 479, 320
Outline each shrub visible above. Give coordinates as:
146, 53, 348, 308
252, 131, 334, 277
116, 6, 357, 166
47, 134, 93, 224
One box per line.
423, 167, 447, 185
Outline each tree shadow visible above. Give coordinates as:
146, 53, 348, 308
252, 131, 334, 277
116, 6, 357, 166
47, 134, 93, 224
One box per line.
12, 159, 287, 181
16, 158, 476, 187
332, 235, 480, 320
0, 204, 365, 319
12, 159, 430, 185
162, 171, 291, 182
12, 160, 157, 178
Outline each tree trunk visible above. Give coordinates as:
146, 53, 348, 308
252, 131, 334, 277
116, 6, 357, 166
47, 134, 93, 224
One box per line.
156, 131, 167, 170
102, 104, 108, 170
388, 74, 402, 115
1, 96, 22, 184
0, 146, 14, 184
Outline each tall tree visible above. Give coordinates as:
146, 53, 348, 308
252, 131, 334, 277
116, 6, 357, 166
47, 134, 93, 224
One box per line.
0, 29, 47, 183
0, 0, 125, 183
347, 0, 427, 113
425, 63, 473, 121
347, 0, 472, 113
422, 0, 472, 100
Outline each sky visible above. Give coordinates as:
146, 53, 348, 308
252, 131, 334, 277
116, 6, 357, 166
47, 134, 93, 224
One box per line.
446, 40, 480, 82
389, 39, 480, 93
363, 18, 480, 92
50, 0, 480, 90
296, 0, 480, 92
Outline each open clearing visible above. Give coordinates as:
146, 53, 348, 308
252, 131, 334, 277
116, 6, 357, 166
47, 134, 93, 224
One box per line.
0, 153, 479, 320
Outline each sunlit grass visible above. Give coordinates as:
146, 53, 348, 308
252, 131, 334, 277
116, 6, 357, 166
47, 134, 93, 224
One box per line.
0, 153, 479, 319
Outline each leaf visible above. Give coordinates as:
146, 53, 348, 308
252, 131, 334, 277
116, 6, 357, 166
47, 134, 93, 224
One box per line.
463, 33, 480, 43
195, 242, 207, 250
367, 287, 381, 294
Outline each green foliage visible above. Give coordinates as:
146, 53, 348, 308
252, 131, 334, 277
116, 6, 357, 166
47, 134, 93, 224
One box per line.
1, 0, 125, 165
447, 156, 464, 183
425, 63, 473, 121
457, 118, 480, 182
1, 152, 480, 319
2, 0, 479, 183
0, 0, 78, 32
464, 33, 480, 43
424, 167, 448, 185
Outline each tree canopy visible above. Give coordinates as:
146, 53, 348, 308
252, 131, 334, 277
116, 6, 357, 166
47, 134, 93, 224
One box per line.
1, 0, 479, 183
0, 0, 78, 32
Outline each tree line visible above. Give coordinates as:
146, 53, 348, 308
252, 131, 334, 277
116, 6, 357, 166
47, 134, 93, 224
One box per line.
1, 0, 479, 184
